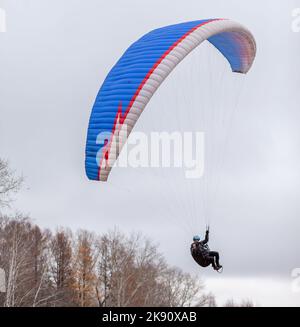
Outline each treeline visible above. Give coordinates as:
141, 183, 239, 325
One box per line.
0, 159, 254, 307
0, 215, 215, 307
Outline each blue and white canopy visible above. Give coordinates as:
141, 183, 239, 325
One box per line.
85, 19, 256, 181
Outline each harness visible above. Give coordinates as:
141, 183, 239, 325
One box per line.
190, 242, 210, 267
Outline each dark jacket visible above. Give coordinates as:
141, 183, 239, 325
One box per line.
190, 231, 210, 267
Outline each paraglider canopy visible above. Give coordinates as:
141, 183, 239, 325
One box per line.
85, 19, 256, 181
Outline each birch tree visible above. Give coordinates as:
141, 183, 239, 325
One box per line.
0, 216, 53, 307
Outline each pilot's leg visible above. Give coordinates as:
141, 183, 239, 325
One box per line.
206, 255, 217, 269
209, 251, 220, 267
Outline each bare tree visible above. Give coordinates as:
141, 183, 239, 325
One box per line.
95, 230, 207, 307
49, 228, 74, 306
195, 292, 217, 307
0, 159, 23, 208
158, 267, 208, 307
240, 299, 255, 307
0, 215, 54, 307
96, 231, 161, 307
224, 298, 255, 307
95, 229, 136, 307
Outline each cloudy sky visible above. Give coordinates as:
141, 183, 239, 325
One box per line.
1, 0, 300, 306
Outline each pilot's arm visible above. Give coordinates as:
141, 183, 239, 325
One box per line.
201, 230, 209, 244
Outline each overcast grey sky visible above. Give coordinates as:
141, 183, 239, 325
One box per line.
1, 0, 300, 306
